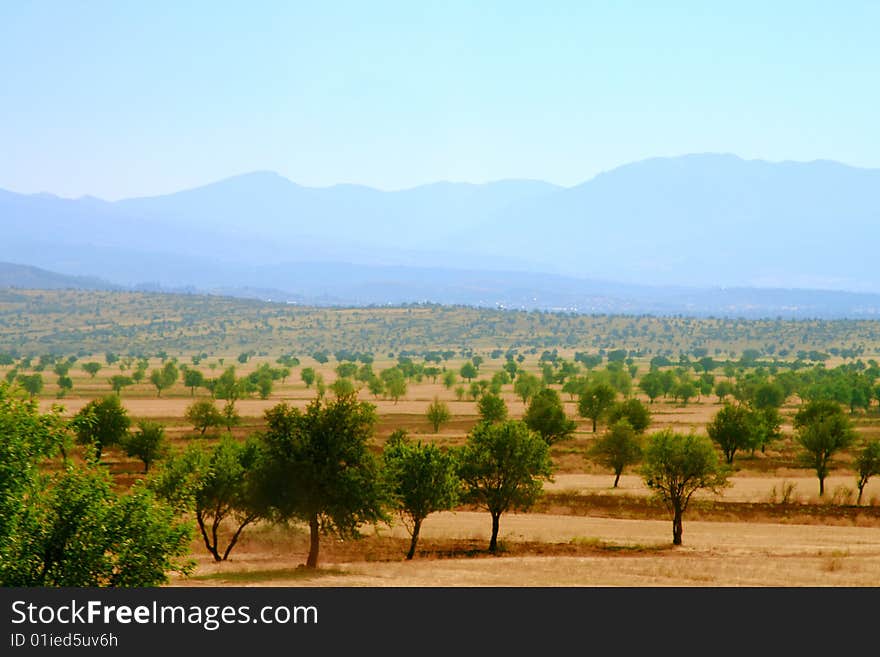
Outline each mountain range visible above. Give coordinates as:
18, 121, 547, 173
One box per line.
2, 153, 879, 317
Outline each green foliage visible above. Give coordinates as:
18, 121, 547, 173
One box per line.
459, 361, 478, 381
331, 377, 356, 398
513, 371, 542, 405
108, 374, 133, 396
641, 429, 728, 545
149, 360, 179, 397
72, 395, 131, 460
854, 440, 880, 504
425, 397, 452, 433
589, 419, 643, 487
380, 367, 407, 403
383, 431, 460, 559
185, 398, 224, 436
577, 382, 617, 432
151, 436, 263, 561
2, 464, 192, 586
16, 373, 43, 398
605, 398, 652, 434
523, 388, 577, 445
255, 396, 388, 568
706, 403, 755, 465
123, 420, 169, 473
81, 361, 102, 378
458, 420, 552, 552
301, 366, 316, 388
793, 400, 856, 496
183, 368, 205, 395
477, 392, 508, 424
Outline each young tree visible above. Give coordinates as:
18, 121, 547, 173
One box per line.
382, 368, 407, 403
183, 368, 205, 396
383, 431, 460, 559
331, 377, 356, 398
56, 375, 73, 398
255, 396, 388, 568
589, 419, 642, 487
123, 420, 169, 473
794, 400, 856, 496
605, 398, 652, 434
854, 440, 880, 505
150, 361, 179, 397
513, 371, 542, 405
152, 436, 263, 562
523, 388, 577, 445
71, 395, 131, 460
706, 403, 754, 465
477, 392, 508, 424
641, 429, 728, 545
109, 374, 134, 396
301, 367, 316, 388
577, 382, 617, 432
185, 398, 224, 436
441, 369, 458, 389
222, 400, 240, 432
460, 362, 478, 382
458, 420, 553, 553
16, 373, 43, 399
425, 397, 452, 433
714, 380, 735, 402
81, 361, 102, 378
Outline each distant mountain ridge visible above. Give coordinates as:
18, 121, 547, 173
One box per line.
2, 153, 879, 311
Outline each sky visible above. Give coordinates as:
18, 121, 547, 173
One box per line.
1, 1, 878, 200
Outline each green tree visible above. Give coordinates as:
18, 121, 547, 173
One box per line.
459, 362, 478, 382
81, 361, 102, 378
425, 397, 452, 433
706, 403, 754, 465
183, 368, 205, 396
56, 374, 73, 398
123, 420, 169, 473
71, 395, 131, 460
577, 382, 617, 432
589, 419, 643, 487
255, 396, 388, 568
152, 436, 263, 562
641, 429, 728, 545
854, 440, 880, 505
458, 420, 553, 553
794, 400, 856, 496
150, 361, 179, 397
109, 374, 133, 396
301, 367, 316, 388
381, 368, 407, 403
673, 380, 698, 405
714, 380, 735, 402
16, 373, 43, 399
523, 388, 577, 445
513, 371, 542, 405
185, 399, 224, 436
442, 369, 458, 389
477, 392, 508, 424
383, 431, 460, 559
331, 377, 356, 398
605, 398, 652, 434
222, 401, 240, 431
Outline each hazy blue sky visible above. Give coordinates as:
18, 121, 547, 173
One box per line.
1, 1, 878, 199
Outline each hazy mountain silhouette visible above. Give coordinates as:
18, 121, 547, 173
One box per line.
2, 153, 879, 313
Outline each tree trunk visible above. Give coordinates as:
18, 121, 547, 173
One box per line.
857, 483, 865, 506
592, 418, 597, 433
489, 512, 500, 553
613, 471, 621, 488
406, 518, 422, 560
672, 505, 683, 546
819, 476, 825, 497
306, 513, 320, 568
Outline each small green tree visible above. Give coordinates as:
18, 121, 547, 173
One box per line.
183, 368, 205, 396
185, 399, 224, 436
577, 382, 617, 432
425, 397, 452, 433
150, 361, 179, 397
71, 395, 131, 460
16, 373, 43, 399
589, 419, 643, 487
442, 369, 457, 389
331, 377, 356, 398
477, 392, 508, 424
854, 440, 880, 505
460, 362, 478, 382
301, 367, 316, 388
81, 361, 102, 378
222, 401, 240, 431
641, 429, 728, 545
123, 420, 169, 473
706, 403, 754, 465
458, 420, 553, 553
109, 374, 133, 396
513, 372, 542, 405
152, 436, 263, 562
383, 431, 460, 559
794, 400, 856, 496
605, 398, 652, 434
523, 388, 577, 445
